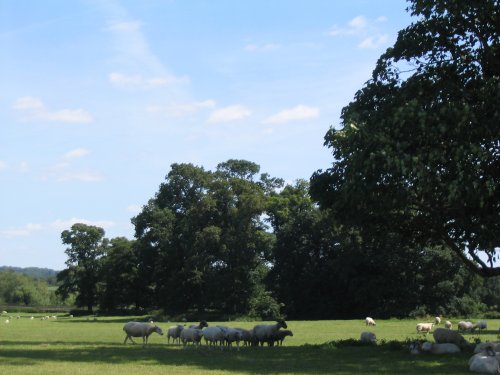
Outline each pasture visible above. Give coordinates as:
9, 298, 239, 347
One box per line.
0, 315, 499, 374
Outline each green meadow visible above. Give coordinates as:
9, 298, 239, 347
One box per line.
1, 315, 499, 374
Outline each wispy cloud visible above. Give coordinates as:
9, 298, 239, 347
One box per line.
0, 160, 7, 171
208, 105, 252, 123
43, 162, 103, 183
63, 148, 90, 160
263, 105, 320, 124
0, 218, 115, 238
13, 96, 93, 123
329, 15, 389, 49
109, 72, 189, 89
146, 100, 216, 117
244, 43, 281, 52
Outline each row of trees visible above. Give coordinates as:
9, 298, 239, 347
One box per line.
56, 0, 499, 318
56, 160, 498, 318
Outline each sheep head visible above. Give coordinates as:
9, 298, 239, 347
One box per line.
276, 319, 287, 329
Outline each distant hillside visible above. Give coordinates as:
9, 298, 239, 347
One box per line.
0, 266, 59, 280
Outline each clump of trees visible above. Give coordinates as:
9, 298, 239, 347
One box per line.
0, 271, 64, 306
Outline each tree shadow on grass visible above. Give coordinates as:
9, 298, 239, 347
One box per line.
0, 342, 474, 374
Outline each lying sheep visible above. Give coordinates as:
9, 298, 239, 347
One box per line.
416, 322, 434, 333
189, 320, 208, 330
167, 324, 184, 344
444, 321, 452, 329
421, 341, 460, 354
180, 328, 204, 348
434, 317, 441, 325
252, 319, 288, 346
468, 346, 500, 374
365, 317, 376, 326
433, 328, 470, 349
474, 342, 500, 354
123, 321, 164, 346
272, 329, 293, 346
458, 321, 474, 332
360, 331, 376, 344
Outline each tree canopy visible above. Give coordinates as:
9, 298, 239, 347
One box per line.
311, 0, 499, 277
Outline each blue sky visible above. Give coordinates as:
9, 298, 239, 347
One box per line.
0, 0, 413, 269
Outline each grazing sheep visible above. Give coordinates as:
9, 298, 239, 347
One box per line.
203, 326, 225, 350
272, 329, 294, 346
252, 319, 288, 346
234, 327, 253, 346
180, 328, 204, 348
474, 342, 500, 354
475, 320, 488, 331
360, 331, 377, 344
123, 322, 164, 346
365, 317, 376, 326
416, 322, 434, 333
458, 321, 474, 332
434, 317, 441, 325
420, 341, 460, 354
433, 328, 470, 349
468, 347, 500, 374
189, 320, 208, 330
444, 321, 452, 329
167, 324, 184, 344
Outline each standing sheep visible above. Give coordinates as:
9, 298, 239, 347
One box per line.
433, 328, 471, 349
167, 324, 184, 344
252, 319, 288, 346
123, 322, 164, 346
444, 321, 452, 329
202, 326, 225, 350
475, 320, 488, 332
458, 321, 474, 332
434, 317, 441, 325
221, 327, 243, 351
234, 327, 253, 346
416, 322, 434, 333
180, 328, 204, 348
365, 317, 376, 326
272, 329, 294, 346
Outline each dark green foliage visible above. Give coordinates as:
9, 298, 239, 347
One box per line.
311, 0, 500, 276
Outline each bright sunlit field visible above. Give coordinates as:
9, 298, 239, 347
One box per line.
1, 315, 499, 375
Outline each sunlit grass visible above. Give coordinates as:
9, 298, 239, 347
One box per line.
0, 314, 498, 374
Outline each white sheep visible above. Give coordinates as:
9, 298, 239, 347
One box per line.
468, 347, 500, 374
180, 328, 204, 348
272, 329, 293, 346
458, 321, 474, 332
475, 320, 488, 331
252, 319, 288, 346
365, 317, 376, 326
433, 328, 470, 349
434, 316, 441, 325
167, 324, 184, 344
234, 327, 253, 346
420, 341, 460, 354
416, 322, 434, 333
444, 320, 452, 329
360, 331, 377, 344
202, 326, 225, 350
123, 321, 164, 346
1, 311, 7, 314
189, 320, 208, 330
222, 327, 243, 351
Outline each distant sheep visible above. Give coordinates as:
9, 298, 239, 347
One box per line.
416, 322, 434, 333
167, 324, 184, 344
252, 319, 287, 346
475, 320, 488, 331
272, 329, 293, 346
434, 317, 441, 325
365, 317, 376, 326
444, 321, 452, 329
458, 321, 474, 332
360, 331, 376, 344
1, 311, 7, 314
180, 328, 204, 348
123, 322, 163, 346
433, 328, 470, 349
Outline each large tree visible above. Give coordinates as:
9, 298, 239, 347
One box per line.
311, 0, 499, 276
56, 223, 107, 312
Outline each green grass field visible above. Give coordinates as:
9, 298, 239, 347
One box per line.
0, 315, 499, 374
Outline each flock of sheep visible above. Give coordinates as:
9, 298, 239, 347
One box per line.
122, 318, 293, 351
363, 316, 500, 374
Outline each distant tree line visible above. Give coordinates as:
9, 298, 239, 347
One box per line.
55, 160, 499, 319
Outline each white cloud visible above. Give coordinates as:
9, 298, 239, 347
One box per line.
329, 15, 389, 50
63, 148, 90, 160
13, 96, 93, 123
109, 72, 189, 89
0, 160, 7, 171
0, 219, 115, 238
208, 105, 252, 123
146, 100, 216, 117
244, 43, 280, 52
263, 105, 320, 124
358, 35, 389, 49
